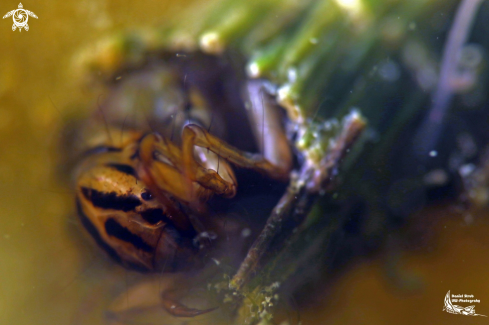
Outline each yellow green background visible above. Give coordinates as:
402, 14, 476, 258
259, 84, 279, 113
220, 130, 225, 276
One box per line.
1, 0, 489, 324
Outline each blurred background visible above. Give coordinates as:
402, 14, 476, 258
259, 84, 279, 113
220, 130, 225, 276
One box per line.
1, 0, 489, 324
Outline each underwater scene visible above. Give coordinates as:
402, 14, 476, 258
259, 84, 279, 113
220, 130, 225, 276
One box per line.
1, 0, 489, 324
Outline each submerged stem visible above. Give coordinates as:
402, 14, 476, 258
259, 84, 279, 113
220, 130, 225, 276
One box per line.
413, 0, 484, 157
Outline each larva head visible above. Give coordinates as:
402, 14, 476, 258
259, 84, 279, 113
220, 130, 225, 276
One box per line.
76, 161, 199, 272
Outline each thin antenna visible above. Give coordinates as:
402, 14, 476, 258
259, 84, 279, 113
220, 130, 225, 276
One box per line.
143, 111, 156, 133
217, 150, 221, 175
120, 114, 129, 146
207, 112, 214, 154
48, 95, 63, 118
170, 113, 176, 141
261, 88, 265, 154
207, 112, 214, 133
97, 94, 113, 146
48, 95, 84, 145
290, 294, 302, 325
312, 96, 330, 123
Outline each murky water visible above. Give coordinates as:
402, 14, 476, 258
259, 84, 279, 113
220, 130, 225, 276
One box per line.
0, 1, 193, 323
1, 1, 489, 324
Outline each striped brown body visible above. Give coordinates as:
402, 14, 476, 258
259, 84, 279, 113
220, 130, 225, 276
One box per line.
73, 54, 291, 274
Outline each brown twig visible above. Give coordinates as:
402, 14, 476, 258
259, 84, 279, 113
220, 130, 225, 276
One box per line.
230, 111, 366, 290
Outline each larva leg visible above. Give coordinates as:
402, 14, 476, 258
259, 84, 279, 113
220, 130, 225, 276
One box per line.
106, 275, 218, 321
161, 290, 218, 317
245, 79, 292, 174
181, 123, 291, 192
